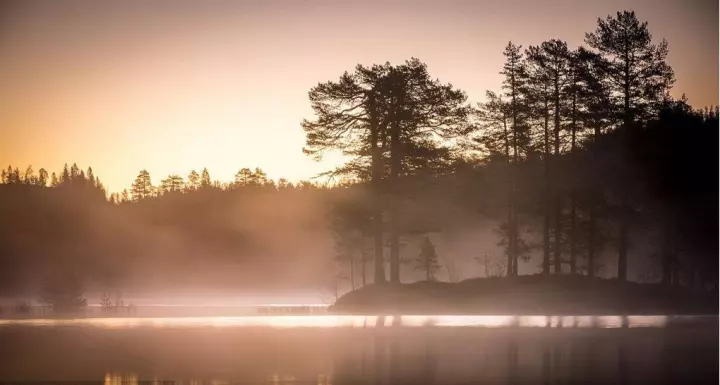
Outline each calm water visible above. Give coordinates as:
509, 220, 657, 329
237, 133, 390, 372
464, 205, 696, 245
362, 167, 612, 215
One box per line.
0, 315, 717, 384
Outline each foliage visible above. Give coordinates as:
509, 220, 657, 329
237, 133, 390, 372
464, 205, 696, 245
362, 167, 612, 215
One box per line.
38, 272, 87, 313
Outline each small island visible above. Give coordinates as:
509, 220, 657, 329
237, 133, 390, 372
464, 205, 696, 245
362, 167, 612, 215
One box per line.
329, 275, 718, 316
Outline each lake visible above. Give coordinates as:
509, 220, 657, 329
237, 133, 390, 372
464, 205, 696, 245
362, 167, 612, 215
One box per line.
0, 315, 717, 384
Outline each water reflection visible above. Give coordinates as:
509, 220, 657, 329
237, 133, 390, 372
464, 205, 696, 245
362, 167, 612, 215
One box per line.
0, 314, 673, 329
1, 315, 715, 385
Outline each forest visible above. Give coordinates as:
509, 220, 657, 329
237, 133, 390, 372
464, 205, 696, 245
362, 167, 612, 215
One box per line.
0, 11, 717, 300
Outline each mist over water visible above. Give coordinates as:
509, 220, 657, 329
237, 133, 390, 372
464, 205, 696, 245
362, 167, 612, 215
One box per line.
0, 314, 678, 328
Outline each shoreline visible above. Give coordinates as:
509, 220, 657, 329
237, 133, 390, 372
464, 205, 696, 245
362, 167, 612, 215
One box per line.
328, 275, 718, 316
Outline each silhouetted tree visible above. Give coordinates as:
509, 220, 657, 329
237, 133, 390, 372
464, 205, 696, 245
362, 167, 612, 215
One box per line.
61, 163, 70, 184
382, 59, 470, 283
120, 189, 130, 203
160, 174, 184, 194
302, 62, 393, 284
585, 10, 675, 281
525, 44, 553, 275
39, 272, 87, 313
23, 165, 35, 184
200, 168, 212, 188
131, 169, 153, 201
37, 168, 48, 187
574, 46, 613, 278
187, 170, 200, 191
86, 167, 95, 186
70, 163, 80, 182
415, 236, 441, 281
494, 42, 531, 276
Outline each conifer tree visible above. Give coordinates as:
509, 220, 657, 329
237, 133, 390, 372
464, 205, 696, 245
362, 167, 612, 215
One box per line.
585, 10, 675, 280
415, 236, 441, 281
131, 170, 153, 201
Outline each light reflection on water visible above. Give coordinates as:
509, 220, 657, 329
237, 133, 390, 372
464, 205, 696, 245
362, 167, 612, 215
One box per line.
0, 314, 672, 328
104, 373, 331, 385
1, 315, 715, 385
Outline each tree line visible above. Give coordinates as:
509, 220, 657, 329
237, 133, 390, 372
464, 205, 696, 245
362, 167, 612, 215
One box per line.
303, 10, 718, 290
0, 10, 716, 298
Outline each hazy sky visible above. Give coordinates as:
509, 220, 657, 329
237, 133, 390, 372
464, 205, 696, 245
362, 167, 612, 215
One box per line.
1, 0, 717, 193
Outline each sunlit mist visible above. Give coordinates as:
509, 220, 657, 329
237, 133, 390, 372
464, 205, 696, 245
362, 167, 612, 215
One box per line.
0, 315, 673, 329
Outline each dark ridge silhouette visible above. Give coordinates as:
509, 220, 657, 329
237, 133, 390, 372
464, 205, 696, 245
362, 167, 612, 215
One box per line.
328, 274, 718, 315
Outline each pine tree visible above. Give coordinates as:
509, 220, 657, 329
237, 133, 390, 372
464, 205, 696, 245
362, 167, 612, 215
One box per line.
37, 168, 48, 186
23, 165, 35, 184
525, 44, 554, 275
234, 168, 253, 187
160, 174, 184, 193
131, 170, 153, 201
70, 163, 80, 183
4, 165, 12, 183
61, 164, 70, 184
304, 59, 469, 285
303, 62, 394, 284
500, 42, 531, 276
12, 167, 20, 184
87, 167, 95, 187
252, 167, 271, 187
121, 189, 130, 203
187, 170, 200, 191
564, 49, 587, 275
382, 59, 470, 284
585, 10, 675, 281
574, 47, 612, 278
531, 39, 572, 274
415, 236, 441, 281
200, 168, 212, 188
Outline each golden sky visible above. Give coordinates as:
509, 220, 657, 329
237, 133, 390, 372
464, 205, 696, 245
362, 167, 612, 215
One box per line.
0, 0, 717, 193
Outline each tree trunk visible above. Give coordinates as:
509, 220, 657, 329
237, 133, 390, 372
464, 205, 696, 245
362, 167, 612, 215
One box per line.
369, 93, 385, 284
361, 249, 367, 287
617, 196, 628, 281
502, 112, 515, 277
661, 218, 675, 287
350, 256, 356, 290
569, 84, 578, 275
587, 123, 601, 278
553, 76, 562, 274
426, 258, 430, 281
389, 94, 402, 284
543, 85, 551, 275
587, 203, 596, 278
509, 67, 519, 277
617, 55, 631, 282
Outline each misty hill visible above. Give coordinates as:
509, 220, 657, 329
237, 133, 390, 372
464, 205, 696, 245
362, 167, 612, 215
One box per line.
329, 275, 718, 315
